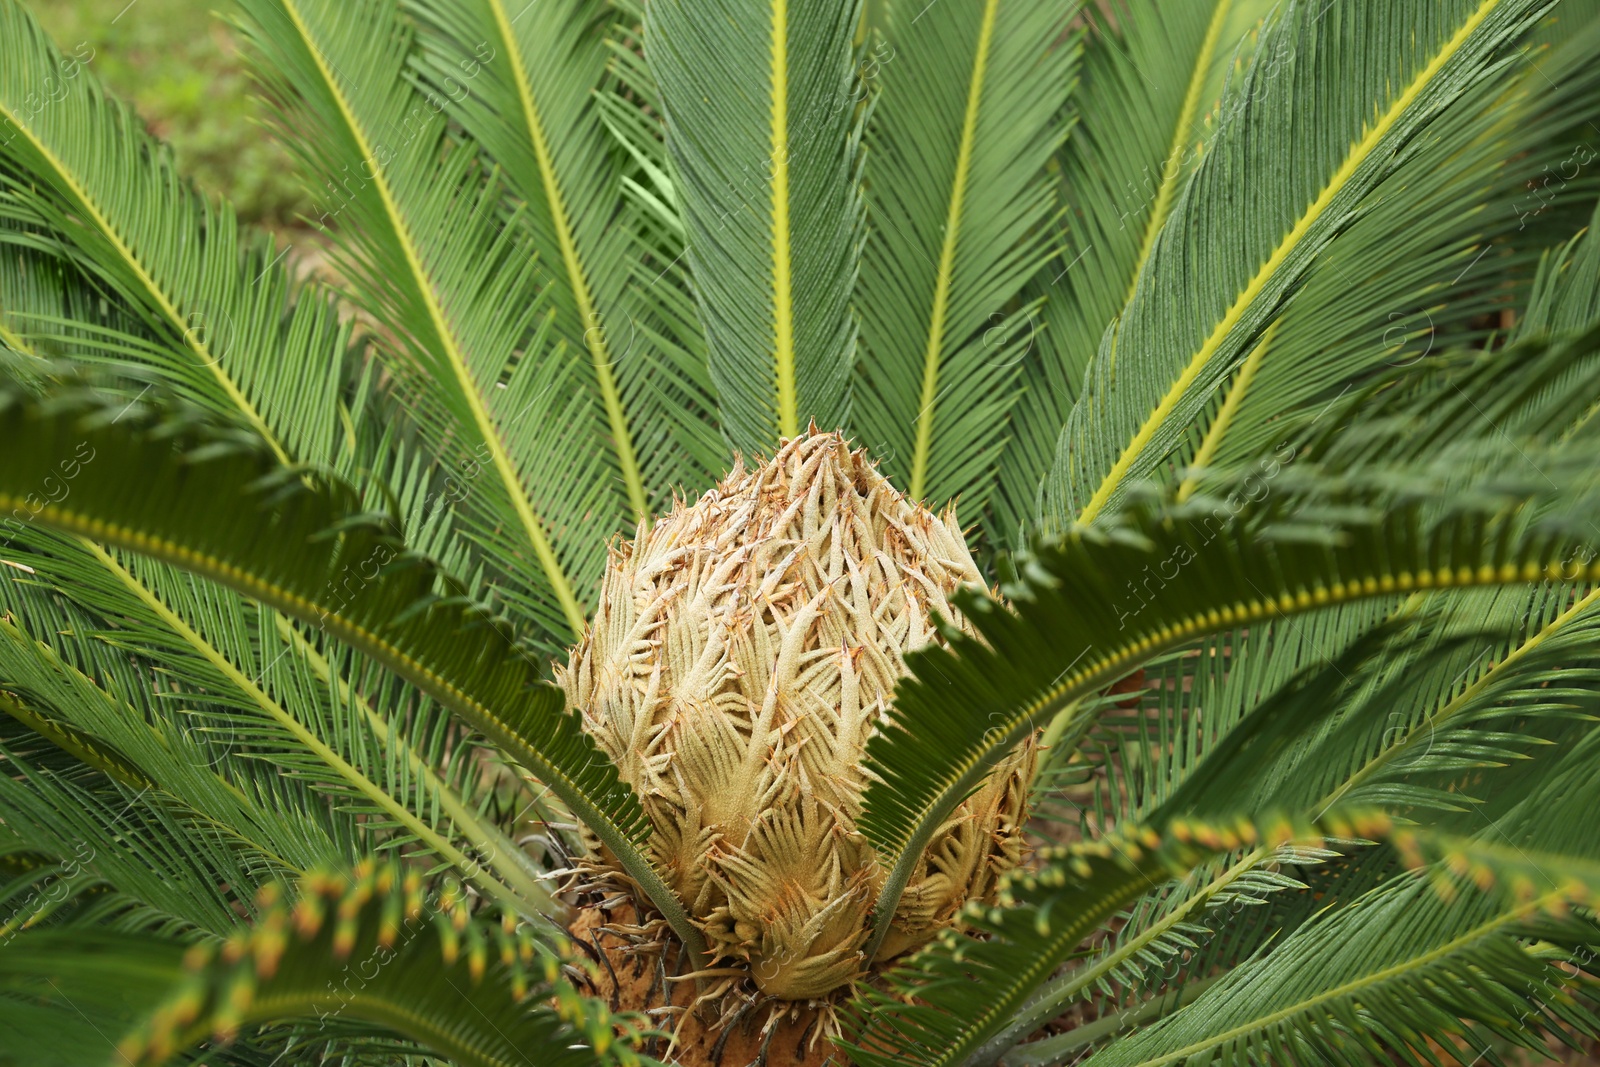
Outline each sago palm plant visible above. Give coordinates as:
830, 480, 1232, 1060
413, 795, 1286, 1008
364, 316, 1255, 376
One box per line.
4, 0, 1600, 1063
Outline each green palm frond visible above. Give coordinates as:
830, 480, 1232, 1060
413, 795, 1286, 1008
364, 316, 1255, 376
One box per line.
983, 631, 1437, 1063
0, 578, 357, 936
857, 325, 1600, 961
858, 629, 1600, 1067
0, 386, 709, 957
0, 716, 278, 943
1016, 588, 1575, 1004
985, 300, 1600, 1058
109, 863, 644, 1067
1165, 11, 1600, 489
1044, 0, 1550, 527
1002, 578, 1600, 1063
0, 0, 352, 468
857, 482, 1600, 963
1078, 838, 1600, 1066
989, 0, 1270, 543
1018, 883, 1594, 1067
3, 527, 554, 917
407, 0, 722, 515
644, 0, 863, 451
851, 0, 1079, 511
0, 688, 153, 794
235, 0, 607, 646
848, 807, 1393, 1067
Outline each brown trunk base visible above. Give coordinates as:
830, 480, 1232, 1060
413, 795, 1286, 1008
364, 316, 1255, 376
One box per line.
568, 901, 846, 1067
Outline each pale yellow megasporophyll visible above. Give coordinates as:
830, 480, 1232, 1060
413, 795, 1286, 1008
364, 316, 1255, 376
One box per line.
560, 431, 1034, 1001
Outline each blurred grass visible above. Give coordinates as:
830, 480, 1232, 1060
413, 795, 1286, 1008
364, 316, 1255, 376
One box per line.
28, 0, 312, 228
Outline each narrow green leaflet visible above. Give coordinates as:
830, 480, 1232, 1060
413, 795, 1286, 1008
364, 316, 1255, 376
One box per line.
1045, 0, 1551, 527
1521, 195, 1600, 341
645, 0, 863, 451
852, 0, 1079, 512
0, 387, 706, 959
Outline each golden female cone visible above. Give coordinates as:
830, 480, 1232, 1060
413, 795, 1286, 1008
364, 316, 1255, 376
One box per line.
559, 431, 1033, 1001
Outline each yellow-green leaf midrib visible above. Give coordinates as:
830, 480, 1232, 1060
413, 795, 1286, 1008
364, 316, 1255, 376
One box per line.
1118, 0, 1235, 315
1327, 583, 1600, 807
1174, 318, 1277, 502
771, 0, 798, 439
485, 0, 648, 521
275, 0, 585, 638
908, 0, 1001, 502
1077, 0, 1502, 525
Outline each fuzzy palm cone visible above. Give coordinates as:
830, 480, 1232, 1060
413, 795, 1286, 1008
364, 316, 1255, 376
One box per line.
6, 0, 1600, 1066
561, 432, 1033, 1003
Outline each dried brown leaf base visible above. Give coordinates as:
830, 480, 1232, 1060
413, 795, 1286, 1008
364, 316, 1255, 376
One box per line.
569, 899, 847, 1067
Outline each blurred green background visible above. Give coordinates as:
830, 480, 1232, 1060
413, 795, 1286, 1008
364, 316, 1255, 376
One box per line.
29, 0, 312, 228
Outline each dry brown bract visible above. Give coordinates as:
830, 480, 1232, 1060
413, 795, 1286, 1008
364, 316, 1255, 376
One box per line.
560, 431, 1034, 1008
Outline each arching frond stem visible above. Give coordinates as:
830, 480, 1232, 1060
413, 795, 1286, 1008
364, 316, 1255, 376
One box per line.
865, 551, 1600, 960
